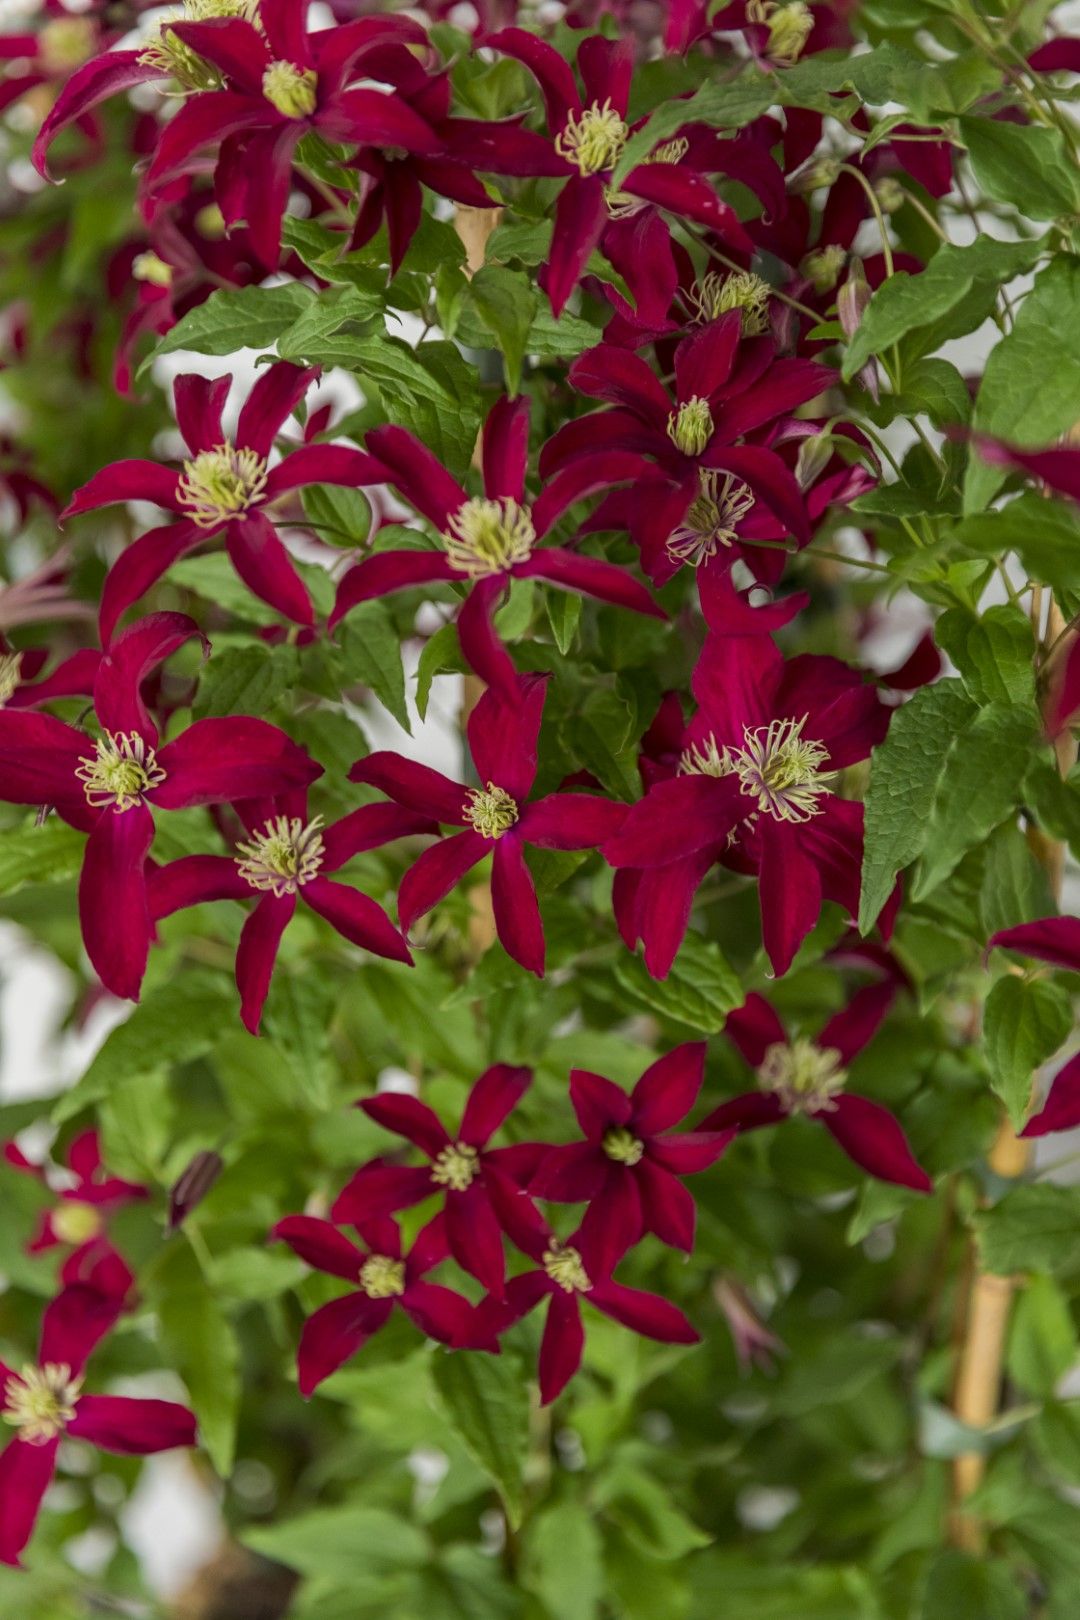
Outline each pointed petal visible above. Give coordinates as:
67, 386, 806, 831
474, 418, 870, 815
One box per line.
303, 877, 412, 963
321, 803, 436, 871
296, 1294, 391, 1395
538, 1291, 584, 1404
570, 1069, 633, 1135
590, 1280, 699, 1343
990, 917, 1080, 973
460, 1064, 532, 1147
520, 791, 627, 849
0, 1438, 58, 1567
98, 521, 204, 648
94, 611, 206, 741
61, 460, 179, 520
0, 710, 87, 813
272, 1214, 364, 1279
529, 1141, 608, 1201
822, 1095, 931, 1192
1022, 1052, 1080, 1137
445, 1183, 506, 1294
482, 396, 530, 502
491, 836, 545, 976
39, 1283, 122, 1374
701, 1092, 787, 1132
635, 1158, 696, 1251
225, 512, 314, 626
630, 1042, 706, 1133
347, 751, 465, 824
458, 576, 517, 699
33, 51, 155, 179
361, 1092, 450, 1157
364, 425, 466, 530
153, 718, 321, 808
236, 893, 294, 1035
331, 1163, 433, 1222
173, 373, 232, 456
674, 310, 741, 402
330, 550, 458, 628
237, 362, 318, 458
148, 854, 250, 921
466, 673, 546, 801
485, 27, 579, 125
580, 1168, 643, 1273
569, 344, 671, 422
757, 818, 822, 979
402, 1281, 474, 1346
547, 175, 608, 318
399, 831, 487, 932
263, 443, 389, 499
818, 981, 895, 1067
79, 805, 154, 1002
603, 775, 741, 867
648, 1129, 733, 1174
68, 1396, 196, 1455
637, 848, 717, 980
723, 994, 788, 1068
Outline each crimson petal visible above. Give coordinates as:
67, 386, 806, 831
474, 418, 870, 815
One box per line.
520, 791, 627, 849
460, 1063, 532, 1146
822, 1094, 931, 1192
38, 1282, 123, 1374
1022, 1052, 1080, 1137
153, 718, 321, 808
630, 1042, 706, 1134
0, 1437, 58, 1567
398, 831, 487, 933
79, 805, 154, 1002
68, 1396, 196, 1454
225, 512, 314, 626
296, 1293, 392, 1395
589, 1280, 700, 1344
492, 835, 545, 976
538, 1290, 585, 1405
723, 994, 788, 1068
61, 460, 180, 521
347, 750, 465, 824
361, 1092, 450, 1157
445, 1183, 507, 1295
329, 551, 459, 629
989, 917, 1080, 974
236, 892, 295, 1035
272, 1214, 364, 1279
303, 877, 412, 963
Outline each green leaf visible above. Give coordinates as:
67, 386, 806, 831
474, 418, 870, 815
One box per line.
1007, 1273, 1078, 1396
842, 236, 1046, 380
144, 283, 313, 366
967, 257, 1080, 512
982, 975, 1070, 1130
979, 822, 1055, 938
596, 1464, 711, 1560
430, 1351, 529, 1529
569, 687, 640, 801
524, 1501, 604, 1620
612, 937, 742, 1033
914, 703, 1036, 899
0, 818, 85, 895
170, 553, 282, 624
193, 643, 299, 719
415, 623, 467, 721
244, 1505, 429, 1583
1034, 1401, 1080, 1483
275, 284, 382, 361
952, 494, 1080, 591
152, 1242, 241, 1478
934, 603, 1036, 707
547, 589, 582, 655
859, 678, 976, 931
976, 1184, 1080, 1275
872, 357, 972, 427
919, 1552, 1026, 1620
302, 484, 372, 547
1026, 757, 1080, 859
960, 116, 1080, 222
338, 601, 411, 731
466, 267, 537, 393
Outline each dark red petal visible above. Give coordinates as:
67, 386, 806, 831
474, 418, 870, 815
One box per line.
492, 836, 545, 976
166, 18, 268, 92
458, 577, 517, 700
147, 90, 266, 189
589, 1280, 699, 1344
321, 803, 436, 872
521, 548, 664, 619
398, 831, 487, 933
635, 1158, 696, 1252
68, 1396, 196, 1454
648, 1130, 733, 1174
0, 1438, 58, 1567
520, 791, 627, 850
303, 877, 412, 963
364, 424, 467, 530
538, 1290, 584, 1405
700, 1092, 787, 1132
236, 892, 294, 1035
39, 1283, 122, 1375
62, 460, 179, 520
1022, 1052, 1080, 1137
990, 917, 1080, 973
568, 344, 671, 422
0, 710, 87, 812
637, 848, 717, 980
530, 1141, 608, 1201
724, 994, 788, 1068
236, 361, 318, 458
361, 1091, 449, 1156
94, 611, 205, 742
460, 1063, 532, 1147
98, 521, 204, 648
33, 51, 155, 179
271, 1214, 363, 1280
580, 1168, 643, 1273
402, 1281, 475, 1346
466, 673, 546, 802
347, 750, 465, 823
547, 175, 608, 318
674, 310, 741, 402
818, 981, 895, 1067
757, 818, 822, 979
570, 1068, 633, 1135
482, 396, 530, 502
148, 855, 251, 921
263, 444, 389, 500
225, 512, 314, 626
485, 26, 580, 125
331, 1163, 434, 1222
330, 551, 459, 628
173, 373, 232, 456
531, 451, 650, 539
822, 1095, 932, 1192
445, 1183, 506, 1294
972, 437, 1080, 503
296, 1294, 391, 1395
154, 718, 321, 808
79, 806, 154, 1002
603, 775, 741, 868
631, 1042, 705, 1134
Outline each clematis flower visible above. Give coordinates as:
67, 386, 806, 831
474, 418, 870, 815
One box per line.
702, 988, 930, 1190
330, 394, 662, 697
474, 1204, 699, 1405
484, 29, 753, 314
63, 364, 389, 641
4, 1130, 147, 1269
272, 1213, 478, 1395
530, 1045, 732, 1270
330, 1067, 540, 1295
349, 673, 627, 975
604, 632, 890, 978
0, 1284, 197, 1567
713, 1276, 786, 1373
0, 612, 321, 1002
147, 791, 426, 1034
988, 919, 1080, 1135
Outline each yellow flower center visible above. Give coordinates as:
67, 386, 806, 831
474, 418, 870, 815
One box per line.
601, 1127, 644, 1166
758, 1037, 847, 1115
3, 1363, 82, 1446
801, 243, 847, 295
543, 1241, 591, 1293
235, 815, 325, 898
431, 1142, 480, 1192
463, 783, 519, 840
443, 497, 535, 578
138, 0, 259, 92
39, 16, 97, 75
132, 252, 174, 288
262, 60, 317, 119
195, 203, 227, 239
732, 717, 832, 823
555, 98, 629, 177
667, 471, 755, 567
678, 736, 729, 779
667, 397, 714, 458
689, 271, 771, 335
0, 651, 22, 705
50, 1200, 104, 1247
748, 0, 814, 64
176, 441, 269, 529
76, 732, 166, 812
359, 1254, 406, 1299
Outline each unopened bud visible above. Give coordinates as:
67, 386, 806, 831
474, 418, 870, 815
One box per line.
874, 175, 906, 215
168, 1150, 224, 1230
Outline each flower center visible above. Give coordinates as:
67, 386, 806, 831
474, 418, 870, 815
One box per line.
689, 271, 771, 335
0, 651, 22, 705
50, 1200, 104, 1247
443, 497, 535, 578
76, 732, 166, 812
667, 396, 714, 458
667, 471, 755, 567
176, 441, 269, 529
430, 1142, 480, 1192
235, 815, 325, 898
463, 784, 519, 840
678, 735, 729, 779
730, 717, 832, 823
138, 0, 258, 91
758, 1037, 846, 1115
543, 1241, 591, 1293
801, 243, 847, 295
748, 0, 814, 64
359, 1254, 406, 1299
601, 1127, 644, 1166
262, 60, 317, 119
555, 98, 629, 177
3, 1363, 82, 1446
39, 16, 97, 74
132, 251, 174, 288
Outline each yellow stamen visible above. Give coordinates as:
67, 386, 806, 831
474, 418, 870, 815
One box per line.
602, 1127, 644, 1166
0, 651, 22, 705
76, 732, 166, 813
555, 99, 629, 177
50, 1201, 104, 1247
262, 60, 317, 119
689, 271, 771, 335
3, 1364, 82, 1446
748, 0, 814, 65
667, 397, 714, 458
431, 1142, 480, 1192
137, 0, 259, 92
463, 784, 519, 840
667, 471, 755, 567
359, 1254, 406, 1299
443, 497, 535, 578
176, 441, 269, 529
543, 1241, 591, 1293
235, 816, 325, 897
133, 252, 174, 288
731, 717, 832, 823
758, 1037, 846, 1115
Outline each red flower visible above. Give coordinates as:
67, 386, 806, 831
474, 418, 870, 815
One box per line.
604, 633, 891, 978
0, 612, 321, 1001
148, 792, 426, 1034
4, 1129, 147, 1265
331, 1067, 540, 1295
350, 673, 627, 975
0, 1284, 196, 1568
989, 919, 1080, 1135
475, 1203, 699, 1405
485, 29, 753, 314
702, 988, 931, 1191
272, 1213, 478, 1395
330, 394, 662, 700
63, 365, 387, 641
530, 1044, 732, 1271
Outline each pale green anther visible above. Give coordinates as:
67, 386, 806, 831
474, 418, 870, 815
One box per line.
0, 651, 22, 705
359, 1254, 406, 1299
262, 60, 317, 119
689, 271, 771, 335
444, 497, 535, 578
731, 716, 832, 824
748, 0, 813, 64
543, 1242, 591, 1294
667, 471, 755, 567
138, 0, 258, 91
602, 1127, 645, 1166
801, 243, 847, 295
3, 1364, 82, 1446
758, 1037, 847, 1115
463, 784, 519, 841
176, 441, 269, 528
431, 1142, 480, 1192
235, 816, 325, 898
77, 732, 166, 812
667, 396, 714, 457
554, 98, 629, 177
50, 1201, 104, 1247
132, 252, 174, 288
